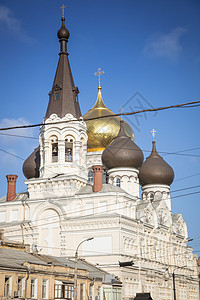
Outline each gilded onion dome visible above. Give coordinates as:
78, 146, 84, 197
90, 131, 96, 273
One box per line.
23, 147, 40, 179
102, 120, 143, 169
139, 140, 174, 186
83, 86, 134, 152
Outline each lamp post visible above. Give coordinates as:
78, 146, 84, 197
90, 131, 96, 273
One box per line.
73, 237, 94, 300
168, 265, 187, 300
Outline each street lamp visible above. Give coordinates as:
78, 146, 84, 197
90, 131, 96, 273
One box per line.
73, 237, 94, 300
164, 265, 187, 300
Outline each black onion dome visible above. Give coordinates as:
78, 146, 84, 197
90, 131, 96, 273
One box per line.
139, 141, 174, 186
57, 17, 70, 40
102, 120, 144, 170
23, 147, 40, 179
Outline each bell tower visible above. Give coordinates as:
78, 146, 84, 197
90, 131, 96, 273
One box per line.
24, 8, 88, 199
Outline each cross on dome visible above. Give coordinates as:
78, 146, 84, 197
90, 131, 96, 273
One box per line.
94, 67, 104, 89
60, 4, 66, 18
151, 129, 156, 141
119, 106, 124, 120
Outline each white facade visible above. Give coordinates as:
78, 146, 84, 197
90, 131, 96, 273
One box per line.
0, 117, 199, 299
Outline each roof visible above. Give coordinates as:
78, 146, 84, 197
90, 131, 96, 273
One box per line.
45, 17, 81, 119
76, 183, 126, 195
0, 192, 28, 203
0, 247, 108, 280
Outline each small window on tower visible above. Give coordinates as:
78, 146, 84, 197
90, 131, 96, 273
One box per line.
52, 143, 58, 162
55, 92, 59, 100
150, 193, 154, 202
65, 139, 73, 162
116, 178, 121, 187
88, 170, 93, 182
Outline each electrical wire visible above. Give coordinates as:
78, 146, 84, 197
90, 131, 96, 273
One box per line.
0, 100, 199, 132
1, 184, 200, 231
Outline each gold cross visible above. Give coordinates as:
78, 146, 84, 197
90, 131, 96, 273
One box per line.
119, 106, 124, 120
94, 67, 104, 87
61, 4, 66, 18
151, 129, 156, 141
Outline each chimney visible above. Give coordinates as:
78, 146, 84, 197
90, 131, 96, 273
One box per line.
6, 175, 18, 201
92, 165, 104, 192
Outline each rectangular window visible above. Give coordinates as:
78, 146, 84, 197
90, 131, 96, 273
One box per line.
18, 278, 23, 297
31, 278, 37, 298
54, 284, 74, 299
4, 276, 11, 297
42, 279, 48, 299
55, 92, 59, 100
89, 284, 94, 299
80, 283, 85, 300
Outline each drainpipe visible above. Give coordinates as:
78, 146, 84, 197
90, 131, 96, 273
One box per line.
25, 268, 30, 300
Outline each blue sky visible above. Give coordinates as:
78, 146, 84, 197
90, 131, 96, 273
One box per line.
0, 0, 199, 253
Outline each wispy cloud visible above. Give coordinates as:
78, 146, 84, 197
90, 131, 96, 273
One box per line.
0, 5, 36, 43
0, 117, 36, 145
144, 27, 186, 60
0, 117, 37, 169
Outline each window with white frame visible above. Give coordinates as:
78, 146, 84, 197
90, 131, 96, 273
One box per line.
4, 276, 11, 297
65, 137, 73, 162
31, 278, 37, 298
54, 283, 74, 299
42, 279, 49, 299
51, 136, 58, 162
88, 170, 93, 182
18, 277, 24, 297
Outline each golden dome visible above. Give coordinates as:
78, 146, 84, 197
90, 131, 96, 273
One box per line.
83, 86, 135, 152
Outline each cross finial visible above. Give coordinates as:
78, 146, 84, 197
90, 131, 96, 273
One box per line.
119, 106, 124, 120
61, 4, 66, 18
151, 129, 156, 141
94, 67, 104, 88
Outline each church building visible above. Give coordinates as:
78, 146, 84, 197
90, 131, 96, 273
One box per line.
0, 10, 199, 300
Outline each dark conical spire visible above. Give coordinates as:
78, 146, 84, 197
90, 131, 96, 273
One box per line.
45, 13, 81, 119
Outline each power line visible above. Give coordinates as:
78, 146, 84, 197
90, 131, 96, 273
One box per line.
1, 183, 200, 228
2, 188, 200, 236
171, 190, 200, 199
0, 148, 25, 161
0, 132, 38, 139
174, 172, 200, 182
0, 99, 199, 132
170, 185, 200, 194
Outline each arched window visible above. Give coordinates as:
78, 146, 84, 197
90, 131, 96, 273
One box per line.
51, 136, 58, 162
65, 137, 73, 162
102, 168, 109, 184
88, 170, 93, 182
149, 193, 154, 202
116, 178, 121, 187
